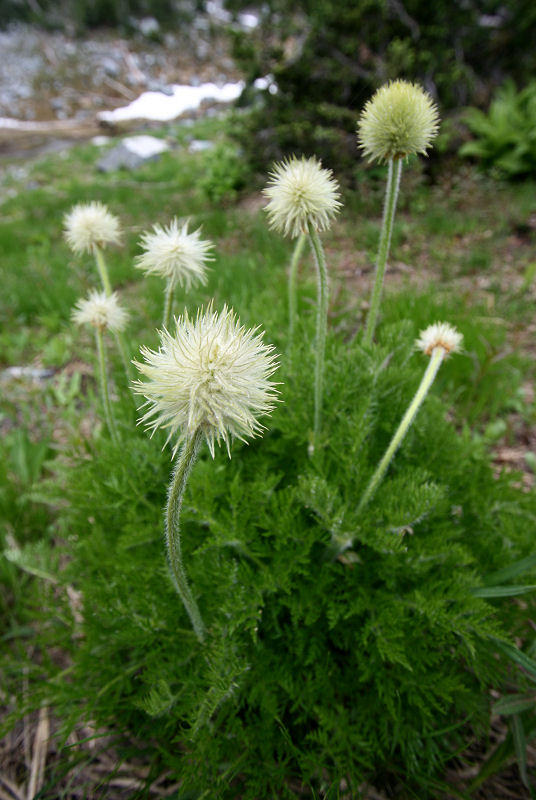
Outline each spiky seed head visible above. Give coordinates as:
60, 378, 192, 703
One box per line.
133, 305, 280, 458
357, 80, 439, 163
263, 156, 342, 239
64, 202, 122, 254
415, 322, 463, 357
135, 219, 214, 289
72, 290, 129, 332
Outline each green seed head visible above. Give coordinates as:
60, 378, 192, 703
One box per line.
357, 80, 439, 163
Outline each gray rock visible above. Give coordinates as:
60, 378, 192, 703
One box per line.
146, 80, 175, 96
101, 56, 121, 77
138, 17, 160, 37
97, 135, 169, 172
1, 366, 55, 383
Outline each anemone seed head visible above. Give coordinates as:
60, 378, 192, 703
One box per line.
415, 321, 463, 357
357, 80, 439, 163
133, 305, 280, 458
263, 156, 341, 239
72, 290, 129, 332
135, 219, 214, 289
64, 201, 121, 254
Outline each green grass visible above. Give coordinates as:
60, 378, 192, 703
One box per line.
2, 116, 536, 797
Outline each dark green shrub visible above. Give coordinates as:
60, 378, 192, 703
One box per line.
460, 81, 536, 178
229, 0, 536, 175
17, 307, 536, 797
199, 142, 251, 204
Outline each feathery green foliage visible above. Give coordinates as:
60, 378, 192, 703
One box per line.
460, 81, 536, 178
7, 314, 535, 797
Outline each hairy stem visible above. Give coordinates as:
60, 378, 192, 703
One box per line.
308, 225, 329, 451
94, 244, 132, 381
95, 328, 117, 441
357, 346, 445, 512
94, 244, 113, 296
162, 278, 174, 330
165, 429, 206, 643
288, 233, 307, 348
363, 157, 403, 346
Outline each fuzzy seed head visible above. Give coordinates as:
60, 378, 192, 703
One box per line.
357, 80, 439, 163
415, 322, 463, 357
72, 290, 129, 332
133, 305, 280, 458
135, 219, 214, 289
263, 156, 341, 239
64, 202, 121, 254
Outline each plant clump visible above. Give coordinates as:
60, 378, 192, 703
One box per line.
2, 76, 536, 800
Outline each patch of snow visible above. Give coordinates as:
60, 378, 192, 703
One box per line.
253, 74, 278, 94
98, 81, 245, 123
206, 0, 232, 24
188, 139, 215, 152
0, 117, 61, 130
238, 12, 260, 30
122, 134, 169, 157
91, 135, 111, 146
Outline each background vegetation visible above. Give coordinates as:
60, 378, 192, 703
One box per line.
229, 0, 536, 174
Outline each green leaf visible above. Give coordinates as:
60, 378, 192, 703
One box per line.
521, 262, 536, 292
4, 545, 58, 584
494, 640, 536, 683
471, 584, 536, 598
484, 553, 536, 585
511, 714, 529, 788
493, 694, 536, 716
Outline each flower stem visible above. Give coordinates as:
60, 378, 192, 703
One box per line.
94, 244, 132, 381
165, 429, 206, 643
288, 233, 307, 348
357, 346, 445, 513
363, 157, 403, 347
94, 244, 113, 296
308, 225, 329, 451
95, 328, 118, 441
162, 278, 174, 330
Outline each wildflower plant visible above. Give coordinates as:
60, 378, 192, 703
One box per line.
64, 201, 132, 379
64, 201, 121, 294
72, 290, 128, 439
35, 313, 536, 798
133, 305, 279, 641
135, 219, 214, 328
6, 109, 536, 800
264, 156, 341, 448
358, 81, 439, 345
357, 321, 462, 515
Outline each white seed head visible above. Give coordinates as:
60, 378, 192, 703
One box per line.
133, 305, 280, 458
415, 322, 463, 357
72, 290, 129, 332
64, 202, 122, 254
357, 80, 439, 163
135, 219, 214, 289
263, 156, 342, 239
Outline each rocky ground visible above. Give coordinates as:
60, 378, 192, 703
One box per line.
0, 13, 244, 158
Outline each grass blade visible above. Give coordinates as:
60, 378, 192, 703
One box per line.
484, 553, 536, 585
471, 584, 536, 598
